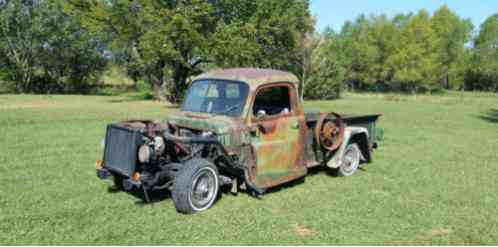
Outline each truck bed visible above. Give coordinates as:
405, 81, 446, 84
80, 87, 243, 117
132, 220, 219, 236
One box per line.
303, 109, 382, 168
304, 109, 381, 124
305, 109, 381, 138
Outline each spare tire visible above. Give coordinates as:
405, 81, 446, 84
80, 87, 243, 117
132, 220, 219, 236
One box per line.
314, 112, 345, 152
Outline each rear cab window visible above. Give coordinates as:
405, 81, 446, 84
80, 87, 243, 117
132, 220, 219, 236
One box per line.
253, 85, 292, 117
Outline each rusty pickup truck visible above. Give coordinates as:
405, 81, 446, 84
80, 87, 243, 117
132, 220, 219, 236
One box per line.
96, 68, 382, 214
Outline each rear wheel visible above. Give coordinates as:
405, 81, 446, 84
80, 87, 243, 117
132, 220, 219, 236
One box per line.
172, 159, 220, 214
337, 143, 361, 177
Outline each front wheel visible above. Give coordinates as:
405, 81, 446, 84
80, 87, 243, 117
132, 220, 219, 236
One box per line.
337, 143, 361, 177
172, 158, 220, 214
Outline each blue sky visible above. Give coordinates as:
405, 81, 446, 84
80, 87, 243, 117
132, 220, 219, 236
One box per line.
310, 0, 498, 32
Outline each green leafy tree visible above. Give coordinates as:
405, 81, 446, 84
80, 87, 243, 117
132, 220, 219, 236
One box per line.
69, 0, 312, 103
304, 31, 345, 100
138, 0, 219, 102
431, 5, 473, 89
303, 56, 344, 100
39, 1, 106, 93
319, 7, 479, 94
366, 15, 398, 90
65, 0, 147, 90
295, 32, 321, 101
288, 14, 320, 101
250, 0, 312, 69
466, 14, 498, 91
338, 15, 378, 90
0, 0, 106, 93
0, 0, 46, 92
386, 10, 439, 92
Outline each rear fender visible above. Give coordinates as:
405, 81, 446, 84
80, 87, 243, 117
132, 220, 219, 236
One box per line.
326, 127, 371, 168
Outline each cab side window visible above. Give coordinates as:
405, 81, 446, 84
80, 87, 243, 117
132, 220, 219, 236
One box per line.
253, 85, 291, 116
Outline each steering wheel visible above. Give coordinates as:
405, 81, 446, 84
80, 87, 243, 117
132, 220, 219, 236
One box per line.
314, 112, 345, 152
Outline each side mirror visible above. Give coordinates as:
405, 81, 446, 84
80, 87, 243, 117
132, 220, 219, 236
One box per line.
256, 110, 267, 120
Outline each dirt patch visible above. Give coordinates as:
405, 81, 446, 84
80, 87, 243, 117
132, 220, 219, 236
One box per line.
292, 224, 317, 237
413, 227, 453, 243
428, 228, 452, 237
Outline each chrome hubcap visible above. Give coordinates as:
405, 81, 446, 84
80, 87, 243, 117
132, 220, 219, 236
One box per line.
342, 146, 359, 174
190, 168, 217, 210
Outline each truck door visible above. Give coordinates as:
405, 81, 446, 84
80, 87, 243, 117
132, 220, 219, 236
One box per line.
249, 83, 307, 188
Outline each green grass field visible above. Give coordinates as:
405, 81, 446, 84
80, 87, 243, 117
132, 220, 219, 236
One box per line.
1, 92, 497, 244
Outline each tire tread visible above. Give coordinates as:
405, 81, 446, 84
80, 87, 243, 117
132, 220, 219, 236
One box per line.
172, 158, 219, 214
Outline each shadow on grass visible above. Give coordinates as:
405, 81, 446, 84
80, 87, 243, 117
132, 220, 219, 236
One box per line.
109, 184, 235, 207
108, 185, 171, 205
263, 166, 330, 195
105, 93, 180, 110
260, 163, 370, 196
106, 165, 357, 206
106, 92, 156, 103
478, 109, 498, 123
131, 188, 171, 206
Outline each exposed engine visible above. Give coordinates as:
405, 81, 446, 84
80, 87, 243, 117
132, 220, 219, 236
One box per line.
137, 125, 215, 164
102, 120, 222, 192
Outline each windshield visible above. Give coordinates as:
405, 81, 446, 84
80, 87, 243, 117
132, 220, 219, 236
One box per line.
181, 79, 249, 117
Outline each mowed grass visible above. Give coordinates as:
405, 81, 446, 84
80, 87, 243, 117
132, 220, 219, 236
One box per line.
0, 92, 497, 244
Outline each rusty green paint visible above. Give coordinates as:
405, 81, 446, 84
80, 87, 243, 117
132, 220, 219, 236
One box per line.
167, 76, 309, 189
166, 112, 249, 151
250, 115, 307, 188
167, 112, 235, 134
168, 69, 379, 190
245, 81, 308, 188
99, 67, 381, 213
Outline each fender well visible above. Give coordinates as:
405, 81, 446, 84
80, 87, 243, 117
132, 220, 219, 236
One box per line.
326, 127, 371, 169
349, 132, 371, 163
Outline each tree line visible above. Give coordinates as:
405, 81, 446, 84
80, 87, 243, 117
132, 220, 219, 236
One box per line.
307, 6, 498, 96
1, 1, 497, 101
0, 0, 106, 93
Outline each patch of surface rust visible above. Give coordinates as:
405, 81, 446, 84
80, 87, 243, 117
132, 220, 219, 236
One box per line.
166, 111, 248, 154
246, 83, 308, 188
314, 112, 345, 152
193, 68, 299, 90
251, 113, 307, 188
